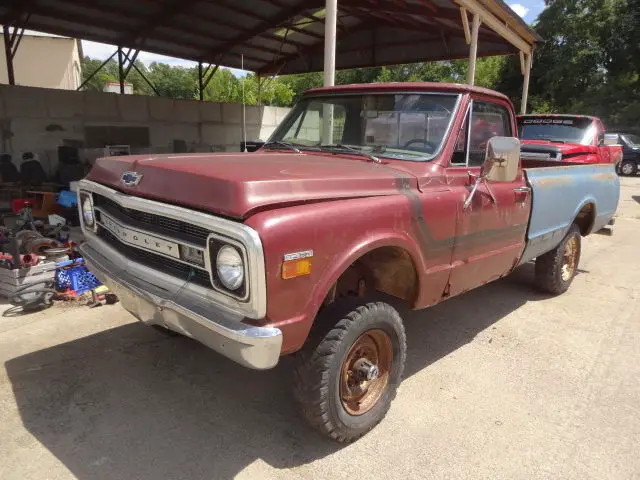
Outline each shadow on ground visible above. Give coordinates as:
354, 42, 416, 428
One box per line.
5, 264, 548, 479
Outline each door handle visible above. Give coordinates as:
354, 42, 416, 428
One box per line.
513, 186, 531, 193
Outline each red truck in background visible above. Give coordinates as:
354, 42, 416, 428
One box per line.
518, 114, 623, 167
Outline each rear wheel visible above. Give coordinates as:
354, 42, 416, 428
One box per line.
293, 301, 406, 442
534, 224, 581, 295
620, 161, 636, 176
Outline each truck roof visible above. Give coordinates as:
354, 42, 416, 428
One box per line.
305, 82, 511, 102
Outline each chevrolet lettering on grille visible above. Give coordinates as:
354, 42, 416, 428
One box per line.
101, 213, 181, 259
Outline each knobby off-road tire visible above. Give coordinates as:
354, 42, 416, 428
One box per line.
292, 301, 406, 443
534, 224, 582, 295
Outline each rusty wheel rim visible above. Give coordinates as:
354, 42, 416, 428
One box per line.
561, 236, 578, 281
340, 329, 393, 416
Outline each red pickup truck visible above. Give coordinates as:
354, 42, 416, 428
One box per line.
518, 114, 623, 166
78, 83, 619, 442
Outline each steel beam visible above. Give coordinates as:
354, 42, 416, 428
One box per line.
2, 26, 15, 85
117, 46, 125, 94
77, 49, 117, 91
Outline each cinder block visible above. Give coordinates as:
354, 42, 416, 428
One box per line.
260, 107, 277, 127
174, 100, 200, 123
47, 89, 84, 118
3, 85, 47, 117
274, 107, 290, 125
259, 126, 276, 140
149, 123, 199, 150
200, 102, 222, 122
201, 124, 226, 145
221, 103, 242, 124
83, 91, 119, 119
117, 94, 149, 122
245, 105, 261, 126
149, 97, 175, 121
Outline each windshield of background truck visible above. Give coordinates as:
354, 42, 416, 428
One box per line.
622, 134, 640, 146
519, 117, 597, 145
268, 93, 460, 161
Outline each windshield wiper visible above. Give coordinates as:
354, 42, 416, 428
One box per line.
320, 144, 381, 164
263, 140, 302, 153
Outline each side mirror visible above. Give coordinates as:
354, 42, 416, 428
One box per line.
464, 136, 520, 210
481, 136, 520, 182
603, 133, 619, 146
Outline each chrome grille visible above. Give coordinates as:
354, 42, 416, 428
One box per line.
93, 194, 210, 245
97, 226, 211, 288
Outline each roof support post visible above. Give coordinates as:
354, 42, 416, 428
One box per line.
520, 51, 533, 114
322, 0, 337, 145
117, 46, 125, 94
3, 25, 16, 85
198, 61, 204, 101
467, 14, 480, 86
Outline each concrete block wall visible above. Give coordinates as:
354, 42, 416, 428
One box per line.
0, 84, 290, 179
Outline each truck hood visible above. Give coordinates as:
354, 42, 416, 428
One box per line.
86, 152, 417, 219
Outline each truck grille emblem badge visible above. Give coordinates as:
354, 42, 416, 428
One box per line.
121, 171, 143, 186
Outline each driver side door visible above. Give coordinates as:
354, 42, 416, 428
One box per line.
446, 98, 531, 297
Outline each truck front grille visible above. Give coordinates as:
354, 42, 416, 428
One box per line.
93, 194, 210, 246
97, 226, 212, 288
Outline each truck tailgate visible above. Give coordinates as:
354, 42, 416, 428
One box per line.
518, 164, 620, 265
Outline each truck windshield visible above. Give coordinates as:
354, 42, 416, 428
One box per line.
519, 117, 596, 145
622, 134, 640, 146
268, 93, 460, 161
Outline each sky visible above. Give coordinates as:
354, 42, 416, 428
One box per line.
28, 1, 547, 73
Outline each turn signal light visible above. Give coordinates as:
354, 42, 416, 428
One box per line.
282, 258, 312, 279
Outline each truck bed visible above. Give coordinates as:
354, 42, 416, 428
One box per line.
518, 163, 620, 265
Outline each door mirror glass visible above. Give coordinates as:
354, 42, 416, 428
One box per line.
481, 136, 520, 182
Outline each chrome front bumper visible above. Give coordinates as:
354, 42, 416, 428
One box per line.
79, 241, 283, 370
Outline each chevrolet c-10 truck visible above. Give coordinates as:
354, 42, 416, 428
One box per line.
77, 82, 620, 442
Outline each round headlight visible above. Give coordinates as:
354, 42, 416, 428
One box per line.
216, 246, 244, 291
82, 195, 94, 228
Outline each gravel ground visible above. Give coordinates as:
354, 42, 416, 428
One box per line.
1, 177, 639, 480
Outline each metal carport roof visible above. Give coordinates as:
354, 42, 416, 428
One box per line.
0, 0, 542, 75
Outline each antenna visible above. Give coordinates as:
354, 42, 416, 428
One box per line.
241, 54, 247, 153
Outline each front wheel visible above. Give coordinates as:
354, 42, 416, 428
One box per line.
293, 301, 406, 442
534, 224, 581, 295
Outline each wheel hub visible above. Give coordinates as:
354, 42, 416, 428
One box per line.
561, 236, 578, 281
622, 163, 633, 175
340, 329, 393, 416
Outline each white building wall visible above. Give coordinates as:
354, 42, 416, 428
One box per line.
0, 84, 290, 178
0, 34, 82, 90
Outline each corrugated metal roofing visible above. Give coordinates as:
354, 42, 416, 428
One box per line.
0, 0, 542, 74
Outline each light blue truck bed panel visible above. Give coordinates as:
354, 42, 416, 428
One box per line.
518, 163, 620, 265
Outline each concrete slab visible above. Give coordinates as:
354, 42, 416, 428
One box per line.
1, 178, 639, 480
83, 91, 119, 120
47, 89, 84, 119
174, 100, 200, 123
200, 102, 222, 123
222, 102, 242, 124
117, 94, 149, 122
2, 85, 48, 118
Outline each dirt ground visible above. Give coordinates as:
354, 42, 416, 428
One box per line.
1, 177, 639, 480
